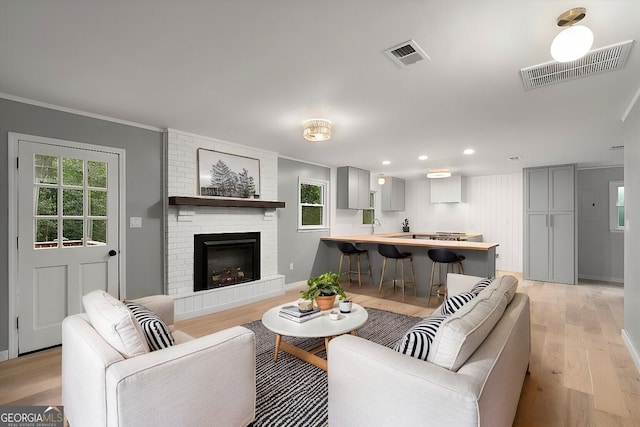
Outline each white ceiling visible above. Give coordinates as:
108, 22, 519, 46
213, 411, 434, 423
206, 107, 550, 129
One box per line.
1, 0, 638, 179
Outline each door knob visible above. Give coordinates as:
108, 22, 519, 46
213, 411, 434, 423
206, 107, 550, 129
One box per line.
108, 249, 117, 256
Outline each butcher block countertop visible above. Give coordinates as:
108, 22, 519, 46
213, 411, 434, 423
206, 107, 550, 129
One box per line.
321, 233, 498, 252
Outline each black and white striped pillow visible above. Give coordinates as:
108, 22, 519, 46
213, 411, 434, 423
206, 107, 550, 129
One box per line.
394, 316, 447, 361
470, 278, 493, 296
440, 291, 476, 315
125, 301, 174, 351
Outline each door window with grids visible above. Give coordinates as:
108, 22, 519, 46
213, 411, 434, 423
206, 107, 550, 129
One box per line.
34, 154, 109, 248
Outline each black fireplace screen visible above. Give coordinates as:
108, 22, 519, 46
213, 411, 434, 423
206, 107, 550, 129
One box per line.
194, 232, 260, 291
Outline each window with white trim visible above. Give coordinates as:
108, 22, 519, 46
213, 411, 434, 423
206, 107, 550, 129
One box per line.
299, 178, 328, 230
609, 181, 624, 232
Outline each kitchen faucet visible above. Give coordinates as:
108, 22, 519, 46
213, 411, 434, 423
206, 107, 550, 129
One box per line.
371, 218, 381, 234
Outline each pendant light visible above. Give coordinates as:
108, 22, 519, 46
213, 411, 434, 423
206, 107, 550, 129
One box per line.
550, 7, 593, 62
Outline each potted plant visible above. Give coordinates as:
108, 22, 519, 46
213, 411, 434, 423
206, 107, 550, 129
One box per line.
300, 272, 347, 311
402, 218, 410, 232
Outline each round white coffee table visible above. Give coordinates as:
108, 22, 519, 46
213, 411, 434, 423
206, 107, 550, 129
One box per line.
261, 302, 368, 371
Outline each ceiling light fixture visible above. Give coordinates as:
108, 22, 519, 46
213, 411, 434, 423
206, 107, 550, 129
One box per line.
382, 160, 391, 165
550, 7, 593, 62
427, 169, 451, 179
463, 149, 475, 155
378, 174, 386, 185
303, 119, 332, 141
418, 155, 428, 160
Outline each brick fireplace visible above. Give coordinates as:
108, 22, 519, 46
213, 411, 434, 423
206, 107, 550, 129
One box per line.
165, 129, 285, 320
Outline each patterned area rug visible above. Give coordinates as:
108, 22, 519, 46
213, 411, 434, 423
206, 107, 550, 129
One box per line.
242, 308, 421, 427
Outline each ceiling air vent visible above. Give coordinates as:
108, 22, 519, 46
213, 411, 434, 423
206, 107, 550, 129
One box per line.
384, 40, 430, 68
520, 40, 634, 90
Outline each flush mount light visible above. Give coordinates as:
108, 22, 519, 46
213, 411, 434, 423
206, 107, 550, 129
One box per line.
427, 169, 451, 179
378, 174, 386, 185
303, 118, 332, 141
508, 156, 521, 161
463, 149, 475, 155
550, 7, 593, 62
382, 160, 391, 165
418, 155, 428, 160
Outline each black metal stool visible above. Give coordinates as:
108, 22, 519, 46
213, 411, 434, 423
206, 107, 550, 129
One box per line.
337, 242, 372, 287
377, 244, 417, 300
427, 248, 465, 301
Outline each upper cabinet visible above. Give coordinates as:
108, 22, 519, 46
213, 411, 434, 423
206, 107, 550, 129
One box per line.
430, 175, 465, 203
337, 166, 370, 209
381, 176, 405, 211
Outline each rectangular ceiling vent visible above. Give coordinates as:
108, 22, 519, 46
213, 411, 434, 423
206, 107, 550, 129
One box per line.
520, 40, 634, 90
384, 40, 430, 68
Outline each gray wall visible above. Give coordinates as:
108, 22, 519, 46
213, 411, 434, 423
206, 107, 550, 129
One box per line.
623, 92, 640, 367
577, 167, 624, 282
0, 98, 164, 353
277, 158, 332, 282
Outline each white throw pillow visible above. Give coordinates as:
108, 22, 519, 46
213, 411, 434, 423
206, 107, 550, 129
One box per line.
82, 290, 150, 358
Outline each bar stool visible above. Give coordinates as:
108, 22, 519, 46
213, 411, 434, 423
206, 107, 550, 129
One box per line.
377, 244, 417, 301
337, 242, 372, 287
427, 248, 465, 301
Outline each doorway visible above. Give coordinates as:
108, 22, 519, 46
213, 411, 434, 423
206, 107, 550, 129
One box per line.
8, 133, 126, 357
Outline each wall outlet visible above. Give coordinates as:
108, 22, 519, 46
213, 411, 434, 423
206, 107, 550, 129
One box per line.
289, 263, 294, 270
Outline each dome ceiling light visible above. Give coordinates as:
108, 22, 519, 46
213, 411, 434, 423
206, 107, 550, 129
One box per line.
427, 169, 451, 179
303, 119, 332, 142
550, 7, 594, 62
378, 174, 386, 185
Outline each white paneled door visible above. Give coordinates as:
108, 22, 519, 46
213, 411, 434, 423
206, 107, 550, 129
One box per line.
17, 138, 121, 354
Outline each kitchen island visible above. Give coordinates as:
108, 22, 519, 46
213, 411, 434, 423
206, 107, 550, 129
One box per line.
320, 233, 498, 299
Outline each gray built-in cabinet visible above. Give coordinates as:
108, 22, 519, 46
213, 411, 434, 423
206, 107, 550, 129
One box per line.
523, 164, 577, 284
337, 166, 371, 210
381, 176, 405, 211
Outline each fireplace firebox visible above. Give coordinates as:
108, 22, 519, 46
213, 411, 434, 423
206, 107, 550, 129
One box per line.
194, 232, 260, 292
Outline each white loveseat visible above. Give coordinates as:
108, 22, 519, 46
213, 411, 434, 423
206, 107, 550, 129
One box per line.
328, 274, 530, 427
62, 293, 256, 427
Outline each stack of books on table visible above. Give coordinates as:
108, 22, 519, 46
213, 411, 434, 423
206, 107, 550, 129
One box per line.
278, 305, 322, 323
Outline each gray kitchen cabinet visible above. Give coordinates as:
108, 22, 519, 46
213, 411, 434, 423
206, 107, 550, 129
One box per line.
381, 176, 405, 211
524, 164, 576, 284
430, 175, 464, 203
337, 166, 370, 209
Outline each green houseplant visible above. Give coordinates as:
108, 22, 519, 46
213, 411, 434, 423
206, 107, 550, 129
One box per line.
300, 272, 346, 311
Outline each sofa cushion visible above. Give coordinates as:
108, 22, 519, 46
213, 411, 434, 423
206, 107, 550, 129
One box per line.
394, 316, 447, 361
470, 277, 493, 295
440, 291, 476, 315
427, 287, 508, 371
82, 290, 149, 358
482, 275, 518, 303
125, 301, 175, 351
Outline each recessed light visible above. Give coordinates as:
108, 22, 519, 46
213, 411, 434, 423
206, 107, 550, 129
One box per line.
418, 155, 428, 160
509, 156, 521, 161
382, 160, 391, 165
463, 149, 475, 155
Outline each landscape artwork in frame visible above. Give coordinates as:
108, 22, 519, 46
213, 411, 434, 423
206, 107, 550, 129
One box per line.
198, 149, 260, 198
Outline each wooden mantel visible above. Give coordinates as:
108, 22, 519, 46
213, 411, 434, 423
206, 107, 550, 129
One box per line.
168, 196, 285, 209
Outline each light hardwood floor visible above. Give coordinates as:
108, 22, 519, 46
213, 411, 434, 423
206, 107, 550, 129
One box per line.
1, 273, 639, 426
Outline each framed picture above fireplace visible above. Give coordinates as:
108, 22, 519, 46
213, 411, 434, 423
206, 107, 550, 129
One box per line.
197, 148, 261, 198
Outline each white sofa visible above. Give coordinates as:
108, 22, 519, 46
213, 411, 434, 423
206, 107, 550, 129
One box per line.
328, 274, 530, 427
62, 293, 256, 427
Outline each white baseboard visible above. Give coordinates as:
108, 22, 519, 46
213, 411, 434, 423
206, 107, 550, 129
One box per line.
284, 280, 307, 291
578, 274, 624, 284
622, 329, 640, 374
0, 350, 8, 362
